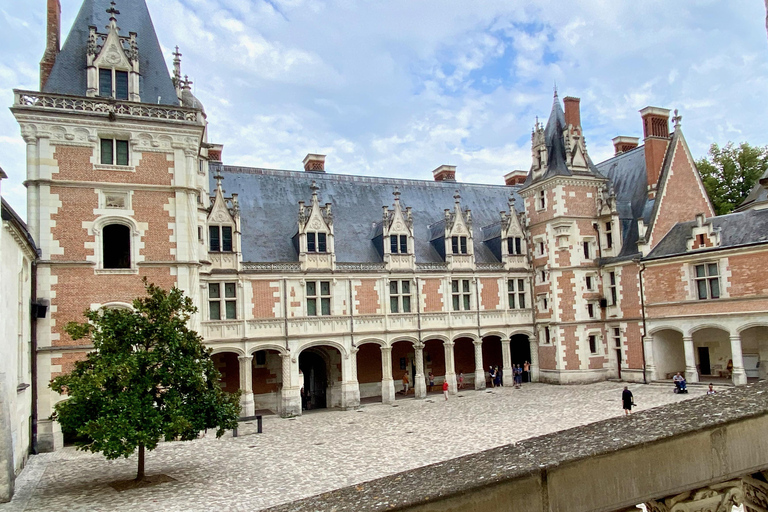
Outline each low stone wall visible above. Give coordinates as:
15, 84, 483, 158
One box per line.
263, 380, 768, 512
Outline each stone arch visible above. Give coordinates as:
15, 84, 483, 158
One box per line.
739, 325, 768, 380
737, 322, 768, 333
481, 330, 509, 340
452, 332, 479, 343
651, 329, 685, 380
688, 323, 731, 336
356, 342, 383, 400
98, 301, 133, 310
690, 326, 731, 379
648, 325, 684, 336
211, 351, 240, 394
388, 335, 418, 348
299, 345, 344, 409
356, 338, 386, 348
247, 344, 287, 356
422, 333, 450, 344
210, 346, 246, 356
509, 328, 535, 338
297, 339, 348, 358
250, 346, 285, 414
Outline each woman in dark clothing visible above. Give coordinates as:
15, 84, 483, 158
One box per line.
622, 386, 634, 415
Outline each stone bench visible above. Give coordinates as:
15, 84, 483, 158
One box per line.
232, 415, 262, 437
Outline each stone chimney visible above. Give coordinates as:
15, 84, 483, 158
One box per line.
39, 0, 61, 90
303, 154, 326, 173
563, 96, 581, 127
612, 136, 640, 155
504, 170, 527, 186
432, 165, 456, 182
640, 107, 671, 197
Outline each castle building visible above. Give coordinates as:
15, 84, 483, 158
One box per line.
8, 0, 768, 454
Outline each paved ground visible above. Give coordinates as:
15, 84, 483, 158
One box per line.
1, 381, 711, 512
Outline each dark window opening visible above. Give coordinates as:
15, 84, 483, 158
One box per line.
307, 232, 315, 252
318, 232, 327, 253
589, 335, 597, 354
100, 138, 129, 165
209, 226, 220, 251
115, 70, 129, 100
222, 226, 233, 252
99, 68, 112, 97
606, 222, 613, 249
255, 351, 267, 365
544, 326, 551, 344
399, 235, 407, 253
103, 224, 130, 269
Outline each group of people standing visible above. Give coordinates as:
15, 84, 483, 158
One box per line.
488, 361, 530, 388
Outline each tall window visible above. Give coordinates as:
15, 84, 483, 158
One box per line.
209, 225, 233, 252
605, 221, 613, 249
99, 68, 128, 99
209, 282, 236, 320
451, 236, 468, 254
390, 280, 411, 313
585, 275, 594, 290
613, 327, 622, 348
608, 271, 617, 306
307, 232, 327, 253
588, 334, 597, 354
100, 138, 129, 165
103, 224, 130, 269
451, 279, 471, 311
307, 280, 331, 316
587, 303, 595, 319
508, 279, 526, 309
390, 234, 408, 254
538, 190, 546, 210
538, 240, 546, 256
583, 240, 592, 259
507, 237, 522, 255
544, 326, 551, 344
695, 263, 720, 300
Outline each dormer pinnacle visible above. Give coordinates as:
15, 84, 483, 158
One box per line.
296, 180, 335, 270
106, 1, 120, 24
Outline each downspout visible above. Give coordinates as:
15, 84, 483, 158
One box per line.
348, 279, 355, 348
30, 260, 38, 454
282, 278, 289, 351
637, 260, 648, 384
415, 276, 422, 342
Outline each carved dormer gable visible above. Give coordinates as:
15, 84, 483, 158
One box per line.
445, 190, 474, 270
687, 213, 721, 251
381, 187, 415, 270
86, 2, 140, 101
500, 193, 527, 268
206, 170, 240, 270
297, 181, 335, 271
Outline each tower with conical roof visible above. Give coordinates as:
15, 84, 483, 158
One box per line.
519, 92, 613, 384
12, 0, 218, 451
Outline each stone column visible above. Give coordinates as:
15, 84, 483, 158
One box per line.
643, 335, 657, 382
340, 349, 360, 410
280, 353, 301, 417
473, 340, 486, 390
529, 337, 540, 382
414, 343, 427, 399
380, 346, 396, 404
501, 338, 512, 387
238, 355, 255, 417
730, 335, 747, 386
683, 336, 699, 383
444, 341, 457, 394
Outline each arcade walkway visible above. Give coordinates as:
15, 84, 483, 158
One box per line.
2, 382, 707, 512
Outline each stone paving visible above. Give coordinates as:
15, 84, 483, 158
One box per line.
1, 381, 711, 512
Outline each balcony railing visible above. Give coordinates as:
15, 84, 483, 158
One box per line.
13, 90, 202, 124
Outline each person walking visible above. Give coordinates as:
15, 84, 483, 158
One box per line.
442, 379, 449, 401
707, 383, 716, 395
428, 372, 435, 392
523, 361, 530, 383
515, 365, 523, 388
494, 366, 502, 387
458, 371, 465, 390
402, 371, 410, 395
489, 366, 496, 388
622, 386, 634, 415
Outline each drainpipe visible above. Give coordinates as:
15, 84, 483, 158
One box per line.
282, 278, 289, 351
415, 276, 422, 342
636, 259, 648, 384
30, 260, 38, 455
348, 278, 355, 348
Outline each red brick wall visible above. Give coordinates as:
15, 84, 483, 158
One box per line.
453, 338, 475, 374
212, 352, 239, 393
557, 270, 576, 322
356, 343, 382, 384
422, 339, 445, 376
355, 280, 380, 315
625, 322, 644, 369
650, 137, 714, 247
51, 350, 89, 379
480, 278, 499, 310
50, 186, 96, 261
563, 186, 599, 217
422, 279, 442, 312
728, 251, 768, 297
252, 350, 280, 394
133, 191, 176, 261
539, 345, 556, 370
644, 262, 687, 304
251, 281, 280, 318
589, 355, 607, 369
561, 325, 580, 370
53, 146, 173, 185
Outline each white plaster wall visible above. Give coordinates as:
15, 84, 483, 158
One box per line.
653, 331, 685, 380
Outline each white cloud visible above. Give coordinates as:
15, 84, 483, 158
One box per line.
2, 0, 768, 220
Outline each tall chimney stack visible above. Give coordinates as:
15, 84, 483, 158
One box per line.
432, 165, 456, 182
563, 97, 581, 127
303, 154, 326, 173
612, 136, 640, 156
39, 0, 61, 90
639, 107, 671, 198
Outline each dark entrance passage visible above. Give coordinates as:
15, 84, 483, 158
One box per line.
299, 351, 327, 410
698, 346, 711, 376
511, 334, 531, 382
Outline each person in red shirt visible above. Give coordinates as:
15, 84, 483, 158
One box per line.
442, 379, 449, 401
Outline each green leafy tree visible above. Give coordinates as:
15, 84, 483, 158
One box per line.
696, 141, 768, 215
50, 281, 240, 481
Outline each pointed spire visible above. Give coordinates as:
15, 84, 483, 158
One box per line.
553, 80, 558, 98
172, 46, 182, 87
214, 168, 224, 192
106, 1, 120, 22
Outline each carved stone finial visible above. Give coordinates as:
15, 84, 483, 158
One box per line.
182, 75, 193, 89
454, 189, 461, 205
106, 1, 120, 22
214, 169, 224, 191
673, 109, 682, 129
310, 180, 319, 196
509, 191, 516, 209
393, 186, 400, 201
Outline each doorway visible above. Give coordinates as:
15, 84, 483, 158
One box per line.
698, 346, 711, 376
299, 351, 327, 410
510, 334, 531, 382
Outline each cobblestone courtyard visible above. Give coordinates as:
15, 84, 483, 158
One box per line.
1, 382, 709, 512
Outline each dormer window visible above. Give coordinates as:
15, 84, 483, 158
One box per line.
307, 232, 327, 253
209, 226, 233, 252
605, 222, 613, 249
100, 138, 129, 166
507, 237, 523, 255
390, 235, 408, 254
99, 68, 129, 99
451, 236, 468, 254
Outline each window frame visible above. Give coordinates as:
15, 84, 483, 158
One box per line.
390, 234, 408, 254
389, 279, 412, 313
307, 280, 332, 316
209, 225, 234, 252
588, 334, 598, 355
694, 262, 721, 300
306, 232, 328, 253
98, 67, 129, 100
451, 236, 468, 255
100, 138, 130, 166
208, 281, 238, 321
605, 221, 613, 249
451, 279, 472, 311
507, 278, 526, 309
537, 190, 546, 211
506, 236, 523, 255
608, 271, 617, 306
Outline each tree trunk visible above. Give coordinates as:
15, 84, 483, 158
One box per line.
136, 443, 145, 481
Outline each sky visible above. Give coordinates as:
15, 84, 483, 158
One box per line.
1, 0, 768, 220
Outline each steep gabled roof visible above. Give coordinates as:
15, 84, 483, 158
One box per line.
738, 168, 768, 211
43, 0, 178, 105
213, 165, 525, 264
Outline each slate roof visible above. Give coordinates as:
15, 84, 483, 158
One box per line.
1, 198, 39, 256
595, 144, 651, 259
213, 165, 524, 264
645, 208, 768, 260
43, 0, 179, 106
738, 169, 768, 210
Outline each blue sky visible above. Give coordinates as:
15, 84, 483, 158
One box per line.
1, 0, 768, 219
